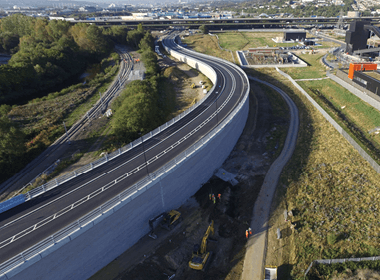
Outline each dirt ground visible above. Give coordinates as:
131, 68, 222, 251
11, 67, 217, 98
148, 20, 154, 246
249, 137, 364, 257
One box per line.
90, 78, 289, 279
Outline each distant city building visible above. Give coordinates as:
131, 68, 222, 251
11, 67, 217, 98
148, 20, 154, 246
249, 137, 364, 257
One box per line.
333, 0, 344, 5
78, 6, 97, 13
347, 11, 360, 17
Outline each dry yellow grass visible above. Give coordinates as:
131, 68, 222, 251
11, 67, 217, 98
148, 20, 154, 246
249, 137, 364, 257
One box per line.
331, 269, 380, 280
182, 34, 234, 62
180, 34, 380, 280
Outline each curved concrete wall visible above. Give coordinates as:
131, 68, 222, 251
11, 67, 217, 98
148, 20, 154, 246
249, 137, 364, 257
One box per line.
2, 43, 249, 280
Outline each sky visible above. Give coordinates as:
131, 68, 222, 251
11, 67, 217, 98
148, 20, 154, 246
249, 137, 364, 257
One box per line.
0, 0, 192, 8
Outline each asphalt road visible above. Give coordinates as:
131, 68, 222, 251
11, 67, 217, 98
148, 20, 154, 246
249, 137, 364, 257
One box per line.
0, 35, 249, 267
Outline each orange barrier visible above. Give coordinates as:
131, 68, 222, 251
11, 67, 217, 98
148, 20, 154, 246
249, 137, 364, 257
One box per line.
348, 62, 377, 79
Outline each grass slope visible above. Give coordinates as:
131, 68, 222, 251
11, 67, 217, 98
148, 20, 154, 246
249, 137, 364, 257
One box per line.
182, 33, 380, 279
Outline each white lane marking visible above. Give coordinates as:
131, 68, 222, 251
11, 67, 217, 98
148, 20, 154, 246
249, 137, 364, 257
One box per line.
0, 173, 107, 231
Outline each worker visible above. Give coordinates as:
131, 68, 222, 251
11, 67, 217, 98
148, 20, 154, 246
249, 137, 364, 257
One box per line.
209, 194, 212, 200
245, 230, 249, 239
218, 193, 221, 200
248, 227, 252, 236
213, 197, 216, 204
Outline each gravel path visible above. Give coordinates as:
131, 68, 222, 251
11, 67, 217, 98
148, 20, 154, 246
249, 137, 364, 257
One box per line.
242, 77, 299, 280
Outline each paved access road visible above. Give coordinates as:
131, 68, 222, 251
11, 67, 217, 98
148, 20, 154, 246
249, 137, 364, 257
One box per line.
242, 77, 299, 280
0, 35, 249, 267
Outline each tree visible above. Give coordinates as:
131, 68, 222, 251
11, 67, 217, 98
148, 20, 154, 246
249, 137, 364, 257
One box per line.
126, 24, 145, 48
112, 80, 160, 143
141, 50, 158, 76
0, 32, 19, 53
139, 32, 154, 52
199, 25, 209, 34
0, 107, 26, 177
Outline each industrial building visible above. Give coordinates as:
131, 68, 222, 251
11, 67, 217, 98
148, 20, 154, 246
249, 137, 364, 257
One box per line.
283, 31, 306, 42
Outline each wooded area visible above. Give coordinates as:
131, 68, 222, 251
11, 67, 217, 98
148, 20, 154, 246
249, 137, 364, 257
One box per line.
0, 18, 176, 185
111, 24, 175, 145
0, 14, 127, 105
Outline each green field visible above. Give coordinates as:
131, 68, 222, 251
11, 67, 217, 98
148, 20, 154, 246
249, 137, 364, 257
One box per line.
215, 31, 341, 51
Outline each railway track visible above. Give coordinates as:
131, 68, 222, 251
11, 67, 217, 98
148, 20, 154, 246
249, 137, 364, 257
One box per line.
0, 46, 133, 196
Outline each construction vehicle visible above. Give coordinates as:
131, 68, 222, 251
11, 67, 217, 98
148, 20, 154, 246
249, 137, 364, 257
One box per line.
148, 210, 182, 239
264, 266, 277, 280
189, 220, 215, 270
190, 83, 196, 88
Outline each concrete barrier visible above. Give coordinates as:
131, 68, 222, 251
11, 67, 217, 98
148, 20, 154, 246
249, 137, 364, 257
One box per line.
3, 40, 249, 280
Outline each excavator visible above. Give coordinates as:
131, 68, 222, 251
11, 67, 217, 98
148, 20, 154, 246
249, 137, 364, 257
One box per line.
188, 220, 215, 270
148, 210, 182, 239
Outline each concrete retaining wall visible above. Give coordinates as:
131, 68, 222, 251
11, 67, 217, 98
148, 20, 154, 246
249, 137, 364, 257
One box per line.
3, 44, 249, 280
164, 46, 217, 85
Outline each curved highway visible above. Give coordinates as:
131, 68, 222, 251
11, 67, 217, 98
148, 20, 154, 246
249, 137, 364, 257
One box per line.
0, 35, 249, 269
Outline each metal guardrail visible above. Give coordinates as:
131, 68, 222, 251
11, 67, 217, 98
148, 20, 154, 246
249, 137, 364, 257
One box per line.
0, 37, 237, 251
304, 255, 380, 277
0, 35, 250, 278
4, 54, 217, 205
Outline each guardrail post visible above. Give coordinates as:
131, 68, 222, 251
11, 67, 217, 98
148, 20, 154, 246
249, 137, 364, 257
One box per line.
105, 154, 108, 162
118, 148, 121, 155
91, 163, 93, 170
55, 179, 58, 186
74, 171, 77, 177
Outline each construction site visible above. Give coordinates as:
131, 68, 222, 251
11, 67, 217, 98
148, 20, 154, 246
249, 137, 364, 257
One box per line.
238, 47, 307, 68
89, 71, 287, 279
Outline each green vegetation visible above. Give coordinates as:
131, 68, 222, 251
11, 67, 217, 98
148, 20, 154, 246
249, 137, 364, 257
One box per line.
3, 53, 120, 184
199, 24, 209, 34
109, 25, 176, 147
0, 105, 26, 181
308, 260, 380, 279
0, 15, 126, 184
0, 14, 119, 105
298, 78, 380, 165
282, 53, 327, 79
222, 0, 356, 17
216, 32, 340, 52
182, 34, 233, 62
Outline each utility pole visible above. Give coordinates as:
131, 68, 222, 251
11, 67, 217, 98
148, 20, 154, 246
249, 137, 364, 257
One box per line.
63, 122, 70, 145
139, 133, 150, 176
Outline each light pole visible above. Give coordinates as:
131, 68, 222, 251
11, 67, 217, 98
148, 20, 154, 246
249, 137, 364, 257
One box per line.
139, 133, 150, 177
215, 92, 219, 125
63, 121, 70, 145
